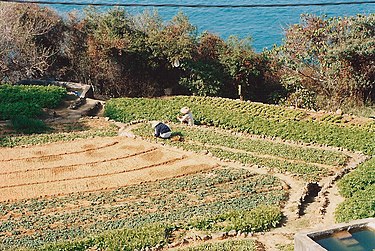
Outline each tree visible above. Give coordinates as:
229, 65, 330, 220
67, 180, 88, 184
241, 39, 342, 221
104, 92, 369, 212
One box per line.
67, 8, 198, 97
276, 14, 375, 108
0, 3, 64, 82
179, 32, 231, 97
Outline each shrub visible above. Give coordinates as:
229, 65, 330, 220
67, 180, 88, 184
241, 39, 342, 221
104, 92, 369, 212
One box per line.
0, 3, 64, 82
338, 158, 375, 198
10, 116, 49, 134
335, 184, 375, 222
276, 14, 375, 107
0, 102, 42, 120
188, 205, 282, 232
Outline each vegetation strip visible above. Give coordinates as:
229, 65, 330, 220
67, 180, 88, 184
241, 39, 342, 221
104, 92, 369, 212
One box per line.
188, 140, 337, 170
134, 123, 349, 167
174, 239, 256, 251
105, 97, 375, 155
0, 127, 118, 148
335, 157, 375, 222
132, 123, 335, 181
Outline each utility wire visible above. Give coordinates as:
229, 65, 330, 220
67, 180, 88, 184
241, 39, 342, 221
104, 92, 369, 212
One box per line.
1, 0, 375, 8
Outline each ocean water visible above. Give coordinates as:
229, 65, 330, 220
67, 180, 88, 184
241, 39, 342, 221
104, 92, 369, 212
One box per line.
45, 0, 374, 51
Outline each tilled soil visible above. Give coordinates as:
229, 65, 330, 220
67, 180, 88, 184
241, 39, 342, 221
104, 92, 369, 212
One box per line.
0, 136, 219, 202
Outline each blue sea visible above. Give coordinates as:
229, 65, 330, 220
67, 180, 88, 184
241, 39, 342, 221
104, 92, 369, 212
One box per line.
45, 0, 374, 51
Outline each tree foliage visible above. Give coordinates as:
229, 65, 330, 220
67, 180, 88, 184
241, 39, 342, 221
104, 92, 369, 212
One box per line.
0, 3, 64, 82
276, 14, 375, 108
67, 8, 198, 97
0, 3, 373, 108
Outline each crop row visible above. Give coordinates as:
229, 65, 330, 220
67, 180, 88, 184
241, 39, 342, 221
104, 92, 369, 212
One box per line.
133, 124, 334, 181
335, 183, 375, 223
104, 96, 375, 155
0, 168, 287, 250
140, 124, 347, 166
0, 125, 118, 148
175, 239, 256, 251
336, 157, 375, 222
338, 158, 375, 198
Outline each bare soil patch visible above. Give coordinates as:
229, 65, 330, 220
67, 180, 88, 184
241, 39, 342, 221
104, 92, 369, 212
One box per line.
0, 136, 219, 202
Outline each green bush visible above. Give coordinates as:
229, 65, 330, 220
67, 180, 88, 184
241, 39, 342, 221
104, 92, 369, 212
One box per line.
0, 84, 66, 108
335, 184, 375, 223
0, 84, 67, 133
338, 158, 375, 198
41, 224, 169, 251
10, 116, 49, 134
0, 102, 43, 120
188, 205, 282, 232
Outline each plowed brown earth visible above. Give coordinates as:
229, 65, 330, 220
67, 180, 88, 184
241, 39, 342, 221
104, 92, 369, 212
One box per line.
0, 136, 219, 202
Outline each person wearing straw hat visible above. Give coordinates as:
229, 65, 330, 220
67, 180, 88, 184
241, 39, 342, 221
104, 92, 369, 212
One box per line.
151, 121, 172, 139
177, 106, 194, 126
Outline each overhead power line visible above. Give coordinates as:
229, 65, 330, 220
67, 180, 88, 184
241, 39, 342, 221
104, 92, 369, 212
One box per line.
1, 0, 375, 8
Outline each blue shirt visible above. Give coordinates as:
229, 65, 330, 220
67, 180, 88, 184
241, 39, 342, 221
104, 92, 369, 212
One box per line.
154, 123, 171, 137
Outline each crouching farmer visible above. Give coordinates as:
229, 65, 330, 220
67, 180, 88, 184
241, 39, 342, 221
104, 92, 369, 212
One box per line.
151, 121, 172, 139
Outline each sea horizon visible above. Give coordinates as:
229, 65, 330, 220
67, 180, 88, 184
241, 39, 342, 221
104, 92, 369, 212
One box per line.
43, 0, 374, 51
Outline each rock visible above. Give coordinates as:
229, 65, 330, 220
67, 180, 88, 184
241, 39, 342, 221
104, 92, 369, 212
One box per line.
237, 230, 242, 237
168, 242, 179, 248
181, 239, 189, 245
228, 230, 237, 237
202, 235, 211, 241
336, 109, 343, 115
211, 232, 227, 240
154, 244, 162, 251
240, 232, 247, 238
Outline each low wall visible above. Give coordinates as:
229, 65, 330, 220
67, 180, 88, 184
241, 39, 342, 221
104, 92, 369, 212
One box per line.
294, 218, 375, 251
16, 80, 94, 99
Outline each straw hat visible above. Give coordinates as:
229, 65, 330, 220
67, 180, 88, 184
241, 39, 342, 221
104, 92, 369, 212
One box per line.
180, 107, 190, 114
150, 121, 161, 128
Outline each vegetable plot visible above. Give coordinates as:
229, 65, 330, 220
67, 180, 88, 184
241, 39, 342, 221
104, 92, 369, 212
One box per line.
105, 96, 375, 154
133, 123, 350, 182
0, 167, 287, 250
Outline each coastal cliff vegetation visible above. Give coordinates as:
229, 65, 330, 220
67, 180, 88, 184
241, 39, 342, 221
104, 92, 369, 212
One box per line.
0, 2, 374, 112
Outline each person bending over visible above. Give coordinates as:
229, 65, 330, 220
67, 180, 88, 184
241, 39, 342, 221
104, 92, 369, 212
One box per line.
151, 121, 172, 139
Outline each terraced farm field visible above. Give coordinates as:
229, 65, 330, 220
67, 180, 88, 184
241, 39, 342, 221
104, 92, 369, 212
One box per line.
0, 134, 285, 250
0, 95, 373, 251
